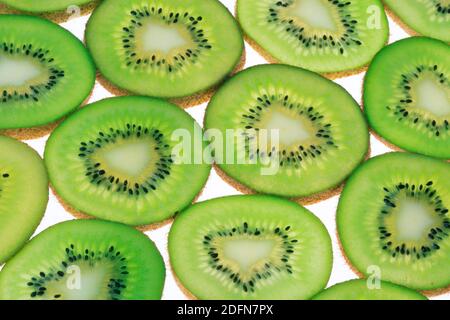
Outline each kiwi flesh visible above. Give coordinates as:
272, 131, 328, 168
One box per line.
45, 96, 211, 226
364, 37, 449, 159
0, 0, 96, 13
237, 0, 389, 75
0, 219, 165, 300
384, 0, 450, 42
0, 15, 95, 132
85, 0, 244, 101
313, 279, 428, 300
169, 195, 333, 300
0, 135, 48, 263
204, 64, 369, 198
337, 152, 450, 291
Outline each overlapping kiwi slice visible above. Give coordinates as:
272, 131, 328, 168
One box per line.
364, 37, 449, 159
384, 0, 450, 42
85, 0, 244, 101
338, 152, 450, 291
45, 96, 211, 226
0, 135, 48, 263
0, 0, 97, 13
237, 0, 389, 75
205, 64, 369, 199
0, 15, 95, 132
0, 219, 165, 300
313, 279, 428, 300
169, 195, 333, 299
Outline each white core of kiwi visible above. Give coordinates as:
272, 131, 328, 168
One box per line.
222, 238, 276, 272
0, 55, 43, 87
413, 77, 450, 117
137, 18, 191, 55
394, 198, 439, 242
286, 0, 338, 31
98, 139, 155, 178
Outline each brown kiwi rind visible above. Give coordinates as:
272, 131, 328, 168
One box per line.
96, 50, 246, 108
0, 1, 99, 23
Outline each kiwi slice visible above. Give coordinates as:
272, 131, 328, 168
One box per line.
237, 0, 388, 75
0, 15, 95, 130
169, 195, 333, 299
0, 135, 48, 263
384, 0, 450, 42
45, 96, 211, 226
204, 64, 369, 198
0, 0, 96, 13
85, 0, 244, 100
0, 219, 165, 300
337, 152, 450, 291
313, 279, 428, 300
364, 37, 449, 159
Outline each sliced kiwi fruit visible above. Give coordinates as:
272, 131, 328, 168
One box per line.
0, 135, 48, 263
364, 37, 449, 159
85, 0, 244, 102
313, 279, 428, 300
0, 0, 97, 13
0, 15, 95, 131
384, 0, 450, 42
237, 0, 388, 75
337, 152, 450, 291
45, 96, 211, 226
0, 219, 165, 300
169, 195, 333, 300
204, 64, 369, 199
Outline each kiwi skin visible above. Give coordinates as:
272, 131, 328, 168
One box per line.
96, 50, 247, 109
0, 1, 99, 23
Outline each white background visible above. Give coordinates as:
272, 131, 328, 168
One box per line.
2, 0, 448, 300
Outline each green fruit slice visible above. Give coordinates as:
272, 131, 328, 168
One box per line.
85, 0, 244, 99
237, 0, 389, 74
337, 152, 450, 291
384, 0, 450, 42
313, 279, 428, 300
364, 37, 450, 159
204, 64, 369, 198
0, 219, 165, 300
0, 135, 48, 263
0, 0, 95, 13
169, 195, 333, 300
0, 15, 95, 129
45, 96, 211, 226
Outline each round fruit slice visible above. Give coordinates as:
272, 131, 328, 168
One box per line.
0, 135, 48, 263
237, 0, 388, 75
204, 64, 369, 198
0, 15, 95, 129
0, 219, 165, 300
85, 0, 244, 100
384, 0, 450, 42
0, 0, 96, 13
45, 96, 211, 226
169, 195, 333, 300
364, 37, 449, 159
313, 279, 428, 300
337, 152, 450, 291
